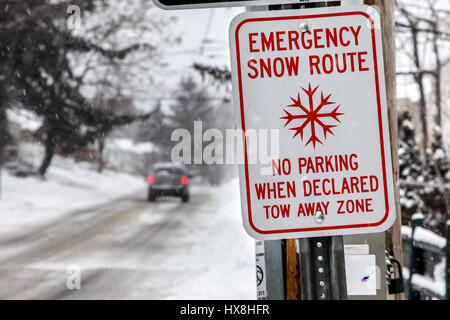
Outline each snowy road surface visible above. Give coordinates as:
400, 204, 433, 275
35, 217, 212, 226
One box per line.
0, 180, 255, 299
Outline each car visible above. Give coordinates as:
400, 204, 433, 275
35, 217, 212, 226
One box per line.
146, 162, 190, 203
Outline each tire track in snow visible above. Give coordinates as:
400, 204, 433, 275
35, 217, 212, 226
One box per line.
0, 189, 209, 299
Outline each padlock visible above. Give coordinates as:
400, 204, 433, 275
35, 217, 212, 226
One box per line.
388, 258, 405, 294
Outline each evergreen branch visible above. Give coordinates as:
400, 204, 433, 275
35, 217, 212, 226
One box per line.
66, 36, 155, 59
193, 63, 231, 84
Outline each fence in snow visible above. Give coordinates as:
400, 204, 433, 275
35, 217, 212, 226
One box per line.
402, 214, 450, 300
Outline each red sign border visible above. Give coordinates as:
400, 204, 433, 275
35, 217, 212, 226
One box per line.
234, 10, 391, 235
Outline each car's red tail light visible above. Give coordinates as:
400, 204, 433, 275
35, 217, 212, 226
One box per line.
180, 176, 188, 185
147, 175, 155, 184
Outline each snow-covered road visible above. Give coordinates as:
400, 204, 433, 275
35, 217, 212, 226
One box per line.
0, 180, 255, 299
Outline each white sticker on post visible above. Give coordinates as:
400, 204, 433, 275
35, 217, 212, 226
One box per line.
345, 254, 377, 295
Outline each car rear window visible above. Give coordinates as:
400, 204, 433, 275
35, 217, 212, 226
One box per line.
155, 167, 185, 175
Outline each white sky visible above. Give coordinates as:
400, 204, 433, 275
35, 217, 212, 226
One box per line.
156, 2, 361, 96
160, 7, 244, 94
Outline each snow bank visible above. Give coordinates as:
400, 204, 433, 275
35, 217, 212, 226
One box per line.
0, 156, 146, 231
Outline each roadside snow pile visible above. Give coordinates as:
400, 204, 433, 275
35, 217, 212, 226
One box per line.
0, 156, 146, 231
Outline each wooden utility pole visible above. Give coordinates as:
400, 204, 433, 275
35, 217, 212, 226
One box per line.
285, 239, 301, 300
364, 0, 404, 300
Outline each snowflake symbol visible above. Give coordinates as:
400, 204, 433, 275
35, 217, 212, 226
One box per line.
280, 84, 344, 149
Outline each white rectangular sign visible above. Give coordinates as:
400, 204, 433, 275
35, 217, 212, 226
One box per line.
255, 240, 267, 300
345, 254, 377, 295
153, 0, 325, 10
229, 5, 396, 240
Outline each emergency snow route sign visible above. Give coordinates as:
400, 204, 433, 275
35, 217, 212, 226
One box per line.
229, 5, 396, 240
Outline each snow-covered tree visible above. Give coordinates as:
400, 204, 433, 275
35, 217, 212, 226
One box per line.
0, 0, 176, 176
398, 110, 449, 235
135, 100, 172, 149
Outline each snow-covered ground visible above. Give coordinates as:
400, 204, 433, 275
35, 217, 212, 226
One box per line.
0, 156, 146, 231
0, 157, 255, 299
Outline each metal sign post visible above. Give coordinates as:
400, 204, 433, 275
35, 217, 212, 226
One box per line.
299, 236, 347, 300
